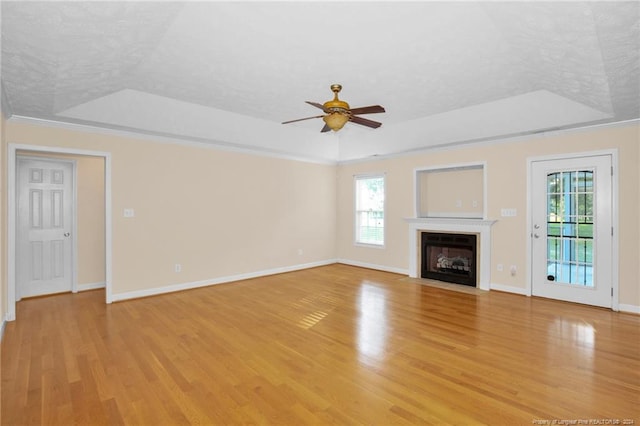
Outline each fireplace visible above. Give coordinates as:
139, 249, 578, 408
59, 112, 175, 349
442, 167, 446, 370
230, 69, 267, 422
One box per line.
421, 232, 477, 286
404, 218, 495, 290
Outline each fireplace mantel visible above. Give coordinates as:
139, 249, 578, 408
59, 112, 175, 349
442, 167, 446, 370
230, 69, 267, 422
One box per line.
403, 217, 497, 290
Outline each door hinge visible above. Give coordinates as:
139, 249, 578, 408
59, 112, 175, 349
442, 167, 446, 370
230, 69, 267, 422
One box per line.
611, 227, 614, 236
611, 166, 614, 176
611, 288, 614, 297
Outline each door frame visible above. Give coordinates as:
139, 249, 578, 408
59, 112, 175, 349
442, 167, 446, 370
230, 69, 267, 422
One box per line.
7, 144, 113, 321
525, 149, 619, 311
16, 155, 78, 298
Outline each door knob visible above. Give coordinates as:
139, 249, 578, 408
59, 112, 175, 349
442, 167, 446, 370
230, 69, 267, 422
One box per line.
64, 232, 70, 237
533, 233, 540, 239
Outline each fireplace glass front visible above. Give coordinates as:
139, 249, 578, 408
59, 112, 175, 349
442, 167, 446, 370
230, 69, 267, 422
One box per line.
421, 232, 477, 286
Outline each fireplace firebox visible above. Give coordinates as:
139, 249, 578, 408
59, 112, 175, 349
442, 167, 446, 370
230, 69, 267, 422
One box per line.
421, 232, 477, 286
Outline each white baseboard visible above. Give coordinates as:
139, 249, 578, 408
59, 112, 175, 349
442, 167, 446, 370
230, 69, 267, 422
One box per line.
489, 285, 640, 314
490, 282, 530, 296
110, 259, 337, 302
618, 304, 640, 314
336, 259, 409, 275
78, 282, 106, 292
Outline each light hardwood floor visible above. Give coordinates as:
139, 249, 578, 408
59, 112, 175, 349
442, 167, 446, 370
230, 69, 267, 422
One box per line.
2, 264, 639, 425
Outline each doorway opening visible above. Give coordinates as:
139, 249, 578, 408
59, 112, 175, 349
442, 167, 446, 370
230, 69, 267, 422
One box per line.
8, 144, 112, 321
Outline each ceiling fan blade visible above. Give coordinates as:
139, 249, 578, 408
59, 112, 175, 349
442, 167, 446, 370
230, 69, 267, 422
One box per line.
349, 105, 385, 115
305, 101, 326, 111
282, 115, 324, 124
320, 124, 331, 133
350, 115, 382, 129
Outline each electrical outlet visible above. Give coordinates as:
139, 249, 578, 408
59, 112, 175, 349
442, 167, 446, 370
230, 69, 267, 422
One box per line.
510, 265, 517, 276
175, 263, 182, 273
124, 208, 135, 218
297, 249, 303, 256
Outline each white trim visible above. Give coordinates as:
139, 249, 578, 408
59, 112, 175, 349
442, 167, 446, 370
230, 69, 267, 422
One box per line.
0, 317, 6, 342
418, 212, 484, 219
353, 242, 386, 250
338, 119, 640, 165
403, 218, 497, 227
490, 283, 529, 296
8, 149, 16, 320
414, 161, 487, 220
618, 304, 640, 315
611, 150, 619, 311
110, 259, 337, 302
526, 149, 619, 310
105, 155, 113, 304
337, 259, 409, 275
72, 160, 79, 293
7, 115, 337, 166
78, 282, 106, 291
525, 158, 534, 298
8, 144, 113, 321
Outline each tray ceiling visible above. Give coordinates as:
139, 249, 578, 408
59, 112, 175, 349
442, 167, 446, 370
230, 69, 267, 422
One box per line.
2, 1, 639, 162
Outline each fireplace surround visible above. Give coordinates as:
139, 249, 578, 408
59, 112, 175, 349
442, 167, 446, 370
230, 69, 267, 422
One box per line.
404, 217, 496, 290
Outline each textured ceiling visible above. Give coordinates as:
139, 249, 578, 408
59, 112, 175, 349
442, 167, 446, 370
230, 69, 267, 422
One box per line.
1, 1, 639, 162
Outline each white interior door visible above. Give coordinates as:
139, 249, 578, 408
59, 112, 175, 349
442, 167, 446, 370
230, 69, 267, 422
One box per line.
531, 155, 612, 308
16, 157, 75, 299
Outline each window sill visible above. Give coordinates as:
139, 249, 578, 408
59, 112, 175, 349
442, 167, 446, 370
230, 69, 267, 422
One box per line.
354, 242, 385, 250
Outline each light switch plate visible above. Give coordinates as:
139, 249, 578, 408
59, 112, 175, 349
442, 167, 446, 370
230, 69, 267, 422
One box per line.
124, 208, 135, 218
501, 208, 517, 217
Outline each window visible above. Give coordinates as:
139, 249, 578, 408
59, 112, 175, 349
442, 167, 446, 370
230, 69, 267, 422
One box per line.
355, 174, 385, 246
546, 170, 594, 286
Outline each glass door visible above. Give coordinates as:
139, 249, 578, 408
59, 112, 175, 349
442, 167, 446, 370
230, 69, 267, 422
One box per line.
531, 155, 612, 307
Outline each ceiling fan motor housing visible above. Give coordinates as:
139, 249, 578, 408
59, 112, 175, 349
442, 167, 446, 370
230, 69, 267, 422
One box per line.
323, 86, 350, 113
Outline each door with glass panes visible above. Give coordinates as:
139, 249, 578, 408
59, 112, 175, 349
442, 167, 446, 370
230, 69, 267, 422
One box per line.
531, 155, 612, 308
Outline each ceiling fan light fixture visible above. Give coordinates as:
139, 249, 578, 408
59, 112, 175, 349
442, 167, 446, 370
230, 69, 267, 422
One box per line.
323, 112, 349, 131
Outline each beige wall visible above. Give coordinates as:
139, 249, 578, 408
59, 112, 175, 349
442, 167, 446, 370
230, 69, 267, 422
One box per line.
77, 156, 105, 285
6, 121, 337, 297
3, 119, 639, 310
17, 151, 105, 286
637, 126, 640, 307
337, 124, 640, 308
419, 167, 484, 217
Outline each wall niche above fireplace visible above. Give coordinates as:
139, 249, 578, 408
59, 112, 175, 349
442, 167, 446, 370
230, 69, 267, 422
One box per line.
415, 163, 485, 219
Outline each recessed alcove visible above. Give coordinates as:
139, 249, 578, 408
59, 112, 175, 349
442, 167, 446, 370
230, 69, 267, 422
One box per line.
415, 163, 486, 219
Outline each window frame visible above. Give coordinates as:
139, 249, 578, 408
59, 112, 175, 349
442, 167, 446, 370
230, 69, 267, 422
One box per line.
354, 173, 386, 248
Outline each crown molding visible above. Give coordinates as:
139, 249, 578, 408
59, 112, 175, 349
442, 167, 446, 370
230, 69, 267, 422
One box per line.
7, 115, 338, 166
7, 114, 638, 167
337, 118, 640, 165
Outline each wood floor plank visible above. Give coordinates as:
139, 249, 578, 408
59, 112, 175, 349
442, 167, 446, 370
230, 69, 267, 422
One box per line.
2, 264, 639, 425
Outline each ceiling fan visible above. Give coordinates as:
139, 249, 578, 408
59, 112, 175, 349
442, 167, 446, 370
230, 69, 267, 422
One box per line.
282, 84, 385, 132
